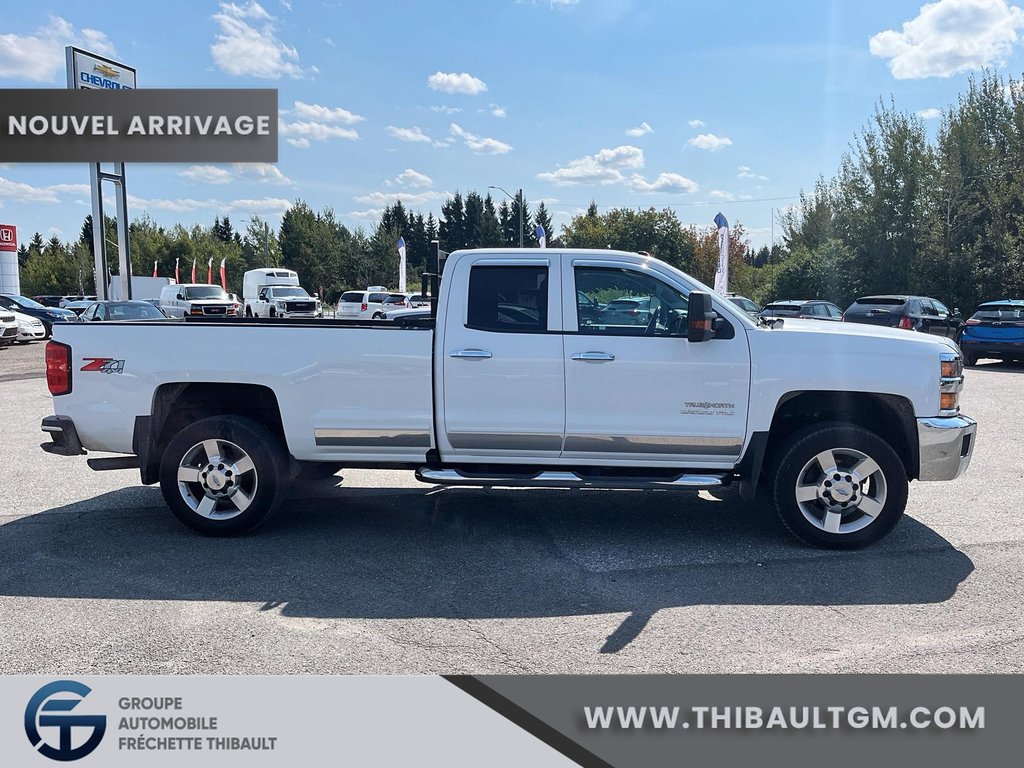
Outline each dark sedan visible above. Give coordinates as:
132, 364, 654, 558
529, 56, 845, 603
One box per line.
842, 295, 962, 339
957, 299, 1024, 366
759, 299, 843, 321
0, 294, 77, 338
78, 301, 171, 322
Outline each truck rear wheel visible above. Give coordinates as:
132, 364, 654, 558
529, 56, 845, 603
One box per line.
771, 423, 908, 549
159, 415, 286, 536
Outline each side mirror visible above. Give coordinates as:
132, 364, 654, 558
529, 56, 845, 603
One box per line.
177, 292, 185, 300
953, 308, 962, 318
687, 291, 717, 342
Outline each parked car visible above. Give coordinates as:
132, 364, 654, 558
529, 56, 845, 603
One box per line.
957, 299, 1024, 366
0, 294, 77, 338
63, 301, 94, 316
336, 289, 392, 319
405, 293, 431, 309
33, 295, 66, 308
726, 294, 761, 319
11, 310, 46, 342
59, 295, 97, 308
380, 307, 431, 322
40, 247, 976, 549
598, 297, 653, 326
843, 295, 962, 339
79, 301, 172, 322
0, 309, 17, 347
760, 300, 843, 321
158, 284, 238, 319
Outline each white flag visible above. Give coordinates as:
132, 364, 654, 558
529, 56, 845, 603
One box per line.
534, 224, 546, 249
397, 237, 407, 293
713, 212, 729, 294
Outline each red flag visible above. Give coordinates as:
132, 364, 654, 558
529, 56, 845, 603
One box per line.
152, 260, 158, 278
175, 258, 180, 283
220, 258, 227, 290
207, 257, 213, 285
191, 258, 196, 283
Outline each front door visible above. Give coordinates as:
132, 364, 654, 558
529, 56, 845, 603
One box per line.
560, 261, 750, 466
440, 255, 564, 459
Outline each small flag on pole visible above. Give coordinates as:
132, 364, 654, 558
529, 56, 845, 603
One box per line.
152, 261, 158, 278
207, 257, 213, 285
191, 258, 197, 283
175, 257, 180, 283
713, 212, 729, 294
534, 224, 546, 249
397, 236, 407, 293
220, 258, 227, 291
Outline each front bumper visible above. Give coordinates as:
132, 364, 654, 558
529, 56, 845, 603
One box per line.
40, 415, 86, 456
917, 414, 976, 481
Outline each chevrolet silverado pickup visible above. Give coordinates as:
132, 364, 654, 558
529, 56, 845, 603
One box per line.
40, 249, 977, 548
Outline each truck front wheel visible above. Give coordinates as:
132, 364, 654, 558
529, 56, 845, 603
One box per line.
159, 415, 286, 536
771, 423, 908, 548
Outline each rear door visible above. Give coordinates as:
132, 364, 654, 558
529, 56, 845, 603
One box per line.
439, 255, 564, 459
560, 259, 750, 466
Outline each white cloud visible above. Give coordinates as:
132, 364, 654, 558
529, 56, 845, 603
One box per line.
211, 1, 314, 79
349, 208, 385, 220
737, 165, 768, 180
688, 133, 733, 151
536, 145, 645, 186
869, 0, 1024, 79
449, 123, 513, 154
386, 125, 434, 143
394, 169, 433, 188
180, 163, 293, 185
489, 104, 507, 118
551, 0, 580, 6
181, 166, 233, 184
688, 119, 706, 128
0, 176, 89, 204
625, 121, 653, 137
291, 101, 365, 124
628, 173, 699, 194
0, 16, 116, 82
427, 71, 487, 95
708, 190, 736, 201
126, 193, 291, 215
430, 105, 463, 114
280, 121, 359, 144
354, 190, 443, 206
916, 107, 942, 119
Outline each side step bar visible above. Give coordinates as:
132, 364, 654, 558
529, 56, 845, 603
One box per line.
415, 467, 728, 491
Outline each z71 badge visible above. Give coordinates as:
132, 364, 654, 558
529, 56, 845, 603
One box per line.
81, 357, 125, 374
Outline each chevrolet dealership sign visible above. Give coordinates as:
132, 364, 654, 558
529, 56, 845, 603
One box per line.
67, 47, 137, 90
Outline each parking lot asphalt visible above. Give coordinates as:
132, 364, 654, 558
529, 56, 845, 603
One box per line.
1, 340, 1022, 674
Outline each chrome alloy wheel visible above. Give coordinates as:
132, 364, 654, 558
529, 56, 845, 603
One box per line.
793, 447, 887, 535
176, 439, 258, 520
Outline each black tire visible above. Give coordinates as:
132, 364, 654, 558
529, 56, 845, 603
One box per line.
41, 322, 52, 340
269, 308, 276, 318
771, 423, 908, 549
963, 353, 977, 367
245, 306, 252, 317
159, 415, 287, 536
372, 312, 384, 320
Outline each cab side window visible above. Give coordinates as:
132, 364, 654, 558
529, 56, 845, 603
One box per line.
573, 266, 688, 336
467, 265, 548, 333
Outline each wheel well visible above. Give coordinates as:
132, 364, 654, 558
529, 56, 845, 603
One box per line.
763, 391, 918, 482
140, 383, 287, 484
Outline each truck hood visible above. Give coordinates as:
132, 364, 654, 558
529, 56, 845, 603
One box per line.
752, 317, 959, 351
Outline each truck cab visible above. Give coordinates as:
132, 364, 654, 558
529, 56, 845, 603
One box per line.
243, 268, 321, 318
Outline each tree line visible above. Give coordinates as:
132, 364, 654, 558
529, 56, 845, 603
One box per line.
16, 70, 1022, 311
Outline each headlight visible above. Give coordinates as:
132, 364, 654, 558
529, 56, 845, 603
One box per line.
939, 352, 963, 413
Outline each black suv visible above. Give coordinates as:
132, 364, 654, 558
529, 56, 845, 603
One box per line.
759, 299, 843, 321
843, 295, 962, 339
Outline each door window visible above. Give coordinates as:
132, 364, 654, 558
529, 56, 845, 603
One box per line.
574, 266, 688, 336
466, 265, 548, 333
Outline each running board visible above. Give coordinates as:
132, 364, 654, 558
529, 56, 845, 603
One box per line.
415, 467, 728, 490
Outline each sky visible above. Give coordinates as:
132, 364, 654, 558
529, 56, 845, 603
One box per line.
1, 0, 1023, 251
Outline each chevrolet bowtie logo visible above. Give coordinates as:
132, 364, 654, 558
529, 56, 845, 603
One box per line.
93, 63, 120, 79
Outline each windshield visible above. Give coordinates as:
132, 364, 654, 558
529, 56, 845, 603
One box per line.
973, 306, 1023, 320
185, 286, 228, 300
270, 287, 310, 298
4, 294, 45, 309
109, 303, 166, 320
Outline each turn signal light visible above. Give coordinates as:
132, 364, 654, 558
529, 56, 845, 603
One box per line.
45, 341, 71, 396
940, 360, 959, 377
940, 392, 958, 411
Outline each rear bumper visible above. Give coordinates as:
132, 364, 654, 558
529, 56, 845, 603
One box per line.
959, 339, 1024, 358
40, 415, 86, 456
917, 414, 976, 481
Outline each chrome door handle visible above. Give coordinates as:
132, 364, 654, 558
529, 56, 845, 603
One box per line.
450, 349, 493, 359
571, 352, 615, 361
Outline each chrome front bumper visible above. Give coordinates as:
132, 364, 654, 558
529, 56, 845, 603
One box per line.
917, 415, 977, 481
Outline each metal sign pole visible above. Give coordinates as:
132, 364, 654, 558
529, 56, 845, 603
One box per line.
88, 163, 108, 300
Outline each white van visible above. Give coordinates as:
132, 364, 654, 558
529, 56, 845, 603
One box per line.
159, 283, 237, 319
242, 268, 321, 318
336, 289, 409, 319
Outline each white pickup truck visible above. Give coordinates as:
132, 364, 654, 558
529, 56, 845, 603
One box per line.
40, 249, 976, 548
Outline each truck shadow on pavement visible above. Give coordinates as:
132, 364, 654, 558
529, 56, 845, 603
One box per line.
0, 482, 974, 654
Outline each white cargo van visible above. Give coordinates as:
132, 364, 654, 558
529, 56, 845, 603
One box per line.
242, 268, 322, 318
108, 276, 175, 301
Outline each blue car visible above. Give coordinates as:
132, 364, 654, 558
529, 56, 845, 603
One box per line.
958, 299, 1024, 366
0, 294, 78, 339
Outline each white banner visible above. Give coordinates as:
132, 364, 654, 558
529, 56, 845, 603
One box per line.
397, 237, 407, 293
713, 212, 729, 294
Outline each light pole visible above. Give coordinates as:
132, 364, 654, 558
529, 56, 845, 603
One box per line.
488, 184, 524, 248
